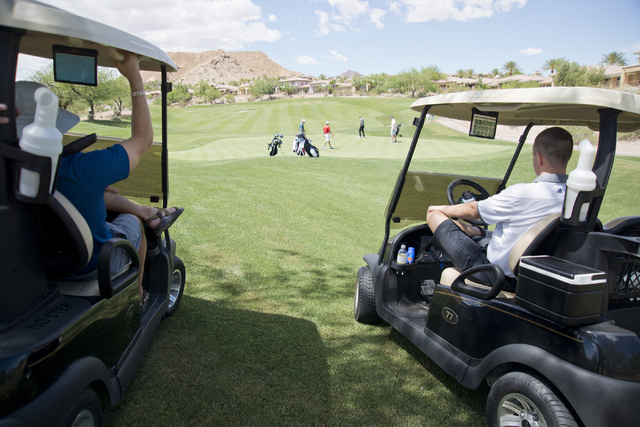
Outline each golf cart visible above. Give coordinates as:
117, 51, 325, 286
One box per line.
354, 87, 640, 426
0, 1, 184, 426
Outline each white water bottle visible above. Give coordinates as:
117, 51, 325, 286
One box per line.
397, 245, 408, 265
18, 87, 63, 198
563, 140, 597, 222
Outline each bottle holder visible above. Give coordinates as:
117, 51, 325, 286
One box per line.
560, 187, 605, 227
0, 142, 57, 204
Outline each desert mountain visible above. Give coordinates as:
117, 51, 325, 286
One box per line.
140, 50, 301, 86
338, 70, 363, 79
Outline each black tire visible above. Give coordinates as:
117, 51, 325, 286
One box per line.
60, 388, 103, 427
163, 256, 185, 319
354, 266, 380, 324
486, 372, 578, 427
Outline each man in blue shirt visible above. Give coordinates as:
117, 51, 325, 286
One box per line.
54, 51, 182, 304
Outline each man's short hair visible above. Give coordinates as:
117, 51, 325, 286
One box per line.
533, 127, 574, 168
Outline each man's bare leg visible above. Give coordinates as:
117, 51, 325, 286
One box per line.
104, 191, 178, 229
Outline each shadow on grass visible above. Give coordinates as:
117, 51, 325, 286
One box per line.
104, 296, 332, 426
104, 246, 487, 426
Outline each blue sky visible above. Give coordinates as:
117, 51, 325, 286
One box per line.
17, 0, 640, 80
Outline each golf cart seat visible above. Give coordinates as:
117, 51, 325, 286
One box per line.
45, 191, 139, 298
440, 213, 562, 299
603, 216, 640, 236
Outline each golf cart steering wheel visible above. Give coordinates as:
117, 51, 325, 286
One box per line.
446, 179, 491, 226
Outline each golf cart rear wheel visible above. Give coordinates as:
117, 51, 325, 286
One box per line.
354, 266, 380, 324
61, 388, 103, 427
163, 256, 185, 319
487, 372, 578, 427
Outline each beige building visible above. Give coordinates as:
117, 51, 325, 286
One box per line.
603, 51, 640, 88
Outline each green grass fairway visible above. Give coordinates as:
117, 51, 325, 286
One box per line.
72, 97, 639, 426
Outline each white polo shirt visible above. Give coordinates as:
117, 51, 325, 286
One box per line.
477, 174, 567, 278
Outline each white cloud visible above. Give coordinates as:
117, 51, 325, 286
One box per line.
328, 50, 348, 62
314, 10, 331, 36
268, 14, 278, 22
326, 0, 369, 22
391, 0, 527, 23
519, 47, 542, 56
34, 0, 283, 52
369, 8, 386, 29
314, 9, 347, 36
295, 55, 318, 66
315, 0, 387, 35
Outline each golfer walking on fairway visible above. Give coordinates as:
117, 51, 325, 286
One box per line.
389, 115, 397, 143
322, 121, 334, 149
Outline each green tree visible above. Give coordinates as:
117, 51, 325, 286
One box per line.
502, 61, 523, 76
466, 69, 475, 78
204, 87, 222, 104
420, 66, 444, 94
491, 68, 501, 78
601, 51, 628, 66
110, 76, 132, 117
28, 64, 76, 110
195, 80, 211, 97
541, 58, 563, 75
366, 73, 388, 93
393, 68, 424, 97
249, 75, 278, 100
318, 73, 327, 80
70, 68, 120, 119
555, 59, 604, 87
167, 82, 192, 106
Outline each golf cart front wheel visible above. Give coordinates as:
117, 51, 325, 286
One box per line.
486, 372, 578, 427
354, 266, 380, 324
163, 256, 185, 319
61, 388, 103, 427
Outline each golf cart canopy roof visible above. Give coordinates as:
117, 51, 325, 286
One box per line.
0, 0, 177, 72
411, 87, 640, 132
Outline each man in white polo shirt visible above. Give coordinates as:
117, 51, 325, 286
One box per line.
426, 127, 574, 290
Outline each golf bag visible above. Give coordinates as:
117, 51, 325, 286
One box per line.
304, 139, 320, 157
395, 123, 403, 137
269, 134, 283, 156
293, 133, 307, 156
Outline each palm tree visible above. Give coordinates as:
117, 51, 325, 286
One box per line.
455, 69, 466, 78
601, 51, 628, 66
542, 58, 563, 75
491, 68, 501, 78
502, 61, 523, 76
466, 69, 475, 78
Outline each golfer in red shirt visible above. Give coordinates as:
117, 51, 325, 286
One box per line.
322, 121, 334, 149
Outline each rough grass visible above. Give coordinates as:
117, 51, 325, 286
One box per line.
79, 96, 639, 426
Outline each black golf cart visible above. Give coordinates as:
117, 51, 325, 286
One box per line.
0, 1, 184, 426
354, 87, 640, 426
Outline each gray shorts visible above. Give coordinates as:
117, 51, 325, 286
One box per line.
66, 214, 142, 281
107, 214, 142, 274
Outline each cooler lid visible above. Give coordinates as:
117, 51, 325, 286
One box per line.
520, 255, 607, 285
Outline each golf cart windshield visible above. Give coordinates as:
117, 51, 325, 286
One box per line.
386, 171, 501, 229
63, 134, 164, 201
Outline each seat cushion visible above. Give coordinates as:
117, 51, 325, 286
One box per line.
440, 267, 515, 299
